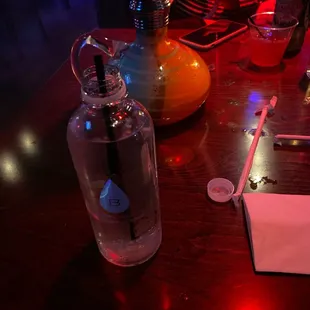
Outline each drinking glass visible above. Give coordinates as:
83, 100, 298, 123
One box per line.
248, 12, 298, 68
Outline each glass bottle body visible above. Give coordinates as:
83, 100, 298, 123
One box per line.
67, 68, 162, 266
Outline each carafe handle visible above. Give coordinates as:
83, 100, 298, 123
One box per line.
70, 33, 128, 85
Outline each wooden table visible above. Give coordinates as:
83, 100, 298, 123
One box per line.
1, 27, 310, 310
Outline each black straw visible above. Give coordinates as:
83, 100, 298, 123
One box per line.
93, 55, 136, 240
94, 55, 107, 94
249, 16, 267, 39
93, 55, 118, 174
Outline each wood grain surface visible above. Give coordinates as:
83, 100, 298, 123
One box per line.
1, 26, 310, 310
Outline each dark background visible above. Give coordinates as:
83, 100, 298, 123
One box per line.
1, 0, 97, 126
0, 0, 191, 122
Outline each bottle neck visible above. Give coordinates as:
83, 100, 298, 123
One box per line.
135, 27, 168, 45
82, 83, 127, 107
82, 76, 127, 107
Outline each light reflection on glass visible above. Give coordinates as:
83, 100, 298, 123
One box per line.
0, 152, 21, 183
124, 74, 132, 85
191, 60, 199, 68
112, 120, 119, 127
85, 121, 92, 131
19, 129, 38, 156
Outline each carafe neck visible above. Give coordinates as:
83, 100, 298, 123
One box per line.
135, 27, 168, 45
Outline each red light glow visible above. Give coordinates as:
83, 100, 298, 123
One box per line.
114, 291, 127, 304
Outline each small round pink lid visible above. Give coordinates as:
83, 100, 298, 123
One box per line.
207, 178, 234, 203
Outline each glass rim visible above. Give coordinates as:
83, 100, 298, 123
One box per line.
82, 64, 124, 98
83, 64, 121, 79
248, 11, 299, 32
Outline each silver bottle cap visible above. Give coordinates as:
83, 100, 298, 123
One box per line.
129, 0, 171, 30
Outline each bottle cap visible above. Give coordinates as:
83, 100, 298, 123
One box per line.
207, 178, 234, 203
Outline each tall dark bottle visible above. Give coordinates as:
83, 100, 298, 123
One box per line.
275, 0, 310, 57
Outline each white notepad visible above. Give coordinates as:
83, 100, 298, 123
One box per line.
243, 193, 310, 275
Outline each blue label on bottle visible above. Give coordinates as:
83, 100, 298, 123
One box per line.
99, 179, 129, 214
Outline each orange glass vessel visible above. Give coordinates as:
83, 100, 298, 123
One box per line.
71, 0, 211, 126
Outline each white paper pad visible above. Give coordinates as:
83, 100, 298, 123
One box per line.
243, 193, 310, 275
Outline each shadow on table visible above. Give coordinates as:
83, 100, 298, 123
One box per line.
45, 241, 156, 310
155, 102, 207, 141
